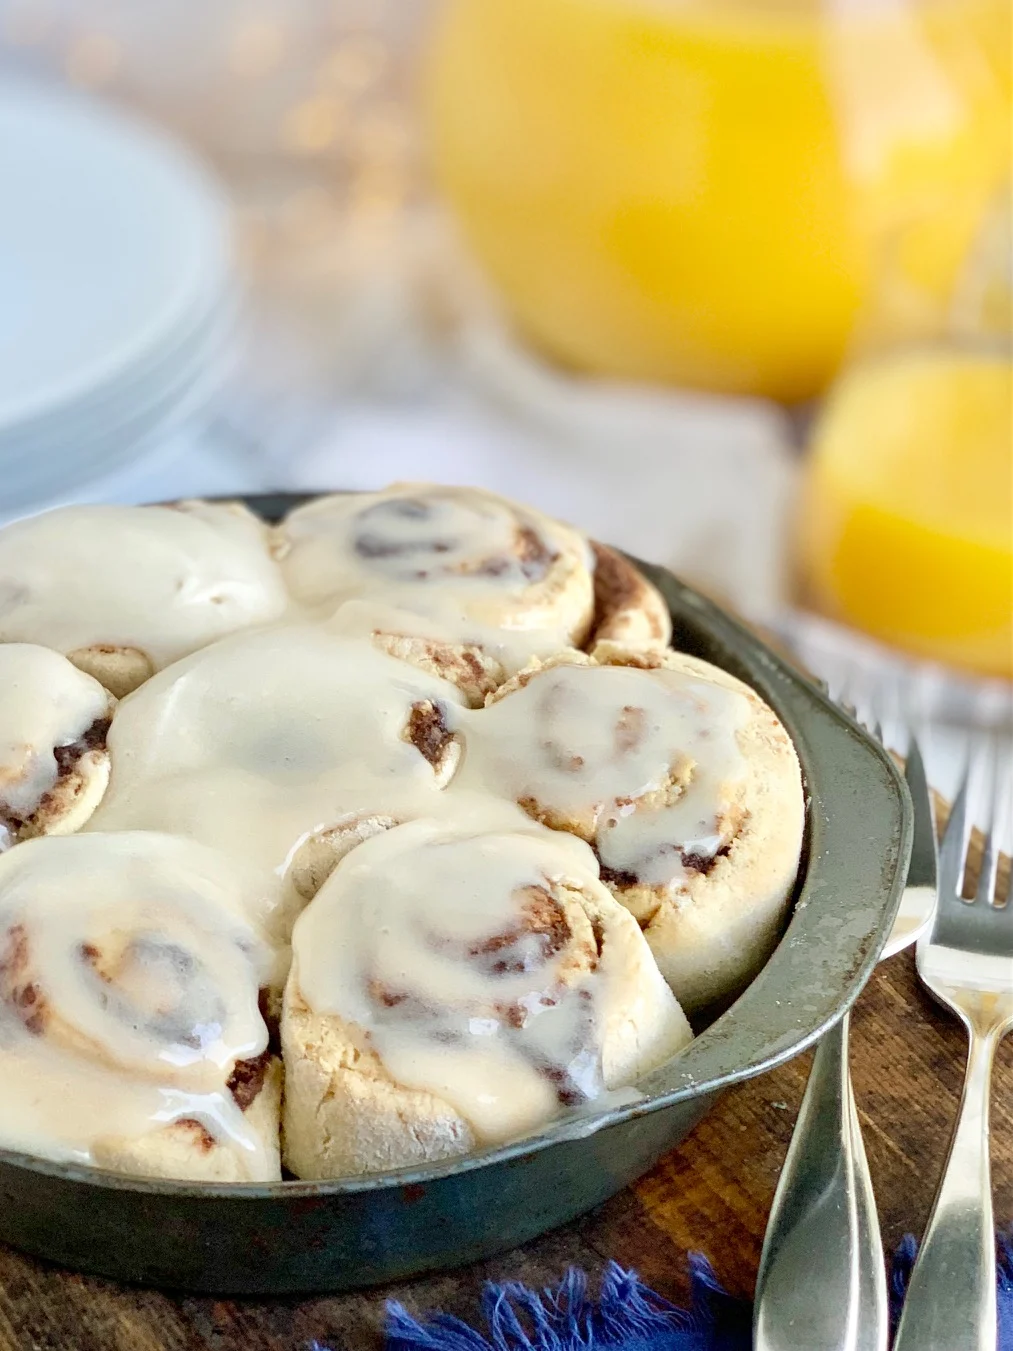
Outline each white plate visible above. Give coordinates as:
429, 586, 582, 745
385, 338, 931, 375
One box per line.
0, 78, 231, 431
2, 270, 232, 441
0, 300, 238, 507
0, 287, 239, 464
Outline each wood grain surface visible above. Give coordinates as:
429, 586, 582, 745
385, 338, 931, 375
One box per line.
2, 944, 1011, 1351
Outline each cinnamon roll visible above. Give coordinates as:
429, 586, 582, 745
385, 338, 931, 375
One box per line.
587, 542, 672, 652
458, 644, 805, 1013
281, 818, 691, 1178
0, 500, 289, 696
0, 832, 282, 1181
0, 644, 115, 849
87, 625, 470, 898
276, 484, 596, 691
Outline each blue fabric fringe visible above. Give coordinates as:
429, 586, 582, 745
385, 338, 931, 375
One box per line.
368, 1231, 1013, 1351
386, 1257, 749, 1351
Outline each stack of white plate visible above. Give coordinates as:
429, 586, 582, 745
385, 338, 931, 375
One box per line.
0, 79, 236, 513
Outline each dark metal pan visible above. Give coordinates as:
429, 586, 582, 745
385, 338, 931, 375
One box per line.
0, 492, 912, 1293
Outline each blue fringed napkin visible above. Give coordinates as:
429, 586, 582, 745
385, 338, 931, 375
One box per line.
386, 1258, 748, 1351
368, 1234, 1013, 1351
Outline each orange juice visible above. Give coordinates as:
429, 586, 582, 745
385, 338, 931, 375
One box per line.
427, 0, 1010, 402
798, 348, 1013, 677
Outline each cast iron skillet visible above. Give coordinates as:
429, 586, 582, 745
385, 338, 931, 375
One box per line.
0, 493, 912, 1293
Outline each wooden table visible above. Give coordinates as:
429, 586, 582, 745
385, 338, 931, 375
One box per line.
2, 948, 1011, 1351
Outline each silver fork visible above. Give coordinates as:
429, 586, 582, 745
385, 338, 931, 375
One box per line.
894, 742, 1013, 1351
754, 689, 937, 1351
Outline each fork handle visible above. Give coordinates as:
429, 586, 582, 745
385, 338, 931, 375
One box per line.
754, 1014, 889, 1351
893, 1028, 999, 1351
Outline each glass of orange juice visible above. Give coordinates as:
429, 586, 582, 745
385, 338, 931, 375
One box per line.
796, 152, 1012, 682
797, 340, 1011, 680
426, 0, 1009, 403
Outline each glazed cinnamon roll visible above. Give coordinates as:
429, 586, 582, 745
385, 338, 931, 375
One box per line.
458, 644, 805, 1013
0, 832, 282, 1181
0, 500, 289, 696
0, 644, 115, 849
276, 484, 596, 694
281, 818, 691, 1178
88, 625, 470, 900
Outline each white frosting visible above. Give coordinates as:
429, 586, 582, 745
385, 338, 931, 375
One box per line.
291, 818, 688, 1144
87, 625, 472, 875
0, 832, 277, 1174
458, 662, 751, 888
81, 636, 762, 1155
280, 485, 580, 607
0, 487, 797, 1173
88, 628, 748, 900
0, 643, 110, 821
0, 502, 289, 668
281, 485, 594, 674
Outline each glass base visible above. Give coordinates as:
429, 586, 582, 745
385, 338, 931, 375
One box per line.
774, 607, 1012, 804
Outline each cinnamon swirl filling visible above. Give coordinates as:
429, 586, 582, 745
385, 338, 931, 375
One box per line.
0, 644, 115, 849
350, 496, 558, 585
587, 542, 672, 651
290, 489, 564, 595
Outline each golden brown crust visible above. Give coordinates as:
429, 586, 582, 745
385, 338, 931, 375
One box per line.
282, 990, 475, 1179
66, 644, 155, 698
288, 813, 400, 902
370, 631, 505, 708
483, 648, 591, 707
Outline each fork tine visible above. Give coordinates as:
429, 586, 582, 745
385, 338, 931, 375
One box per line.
978, 738, 1011, 908
881, 673, 908, 755
833, 665, 857, 719
846, 665, 877, 735
904, 730, 929, 800
938, 756, 972, 900
903, 732, 938, 893
998, 747, 1013, 907
863, 675, 883, 743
